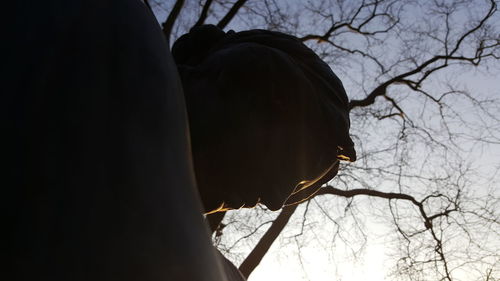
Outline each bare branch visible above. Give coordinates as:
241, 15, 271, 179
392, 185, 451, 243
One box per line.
349, 0, 498, 111
316, 185, 465, 280
238, 204, 298, 278
217, 0, 249, 29
194, 0, 214, 27
162, 0, 185, 43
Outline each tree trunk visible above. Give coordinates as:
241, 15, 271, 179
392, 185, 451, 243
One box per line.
238, 204, 298, 278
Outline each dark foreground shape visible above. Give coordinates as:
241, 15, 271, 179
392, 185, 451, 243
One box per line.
173, 25, 356, 213
5, 1, 226, 281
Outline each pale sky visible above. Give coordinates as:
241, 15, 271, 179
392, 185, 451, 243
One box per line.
249, 236, 388, 281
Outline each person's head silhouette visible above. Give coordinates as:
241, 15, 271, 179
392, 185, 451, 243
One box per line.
173, 25, 356, 212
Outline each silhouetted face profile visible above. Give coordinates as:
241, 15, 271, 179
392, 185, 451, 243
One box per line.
173, 25, 356, 212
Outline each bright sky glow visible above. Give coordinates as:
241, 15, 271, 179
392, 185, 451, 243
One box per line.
249, 237, 388, 281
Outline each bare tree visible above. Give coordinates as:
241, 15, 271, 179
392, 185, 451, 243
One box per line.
158, 1, 500, 280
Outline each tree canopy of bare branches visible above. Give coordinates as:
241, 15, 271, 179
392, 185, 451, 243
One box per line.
156, 1, 500, 280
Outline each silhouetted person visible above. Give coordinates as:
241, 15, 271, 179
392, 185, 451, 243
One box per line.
173, 25, 356, 213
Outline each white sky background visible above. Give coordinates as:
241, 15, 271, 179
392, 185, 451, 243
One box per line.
245, 211, 391, 281
250, 239, 388, 281
153, 1, 500, 280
